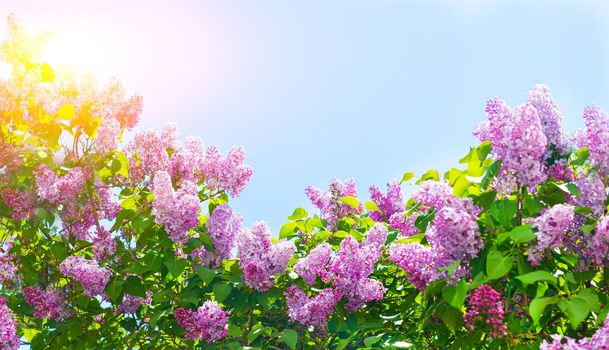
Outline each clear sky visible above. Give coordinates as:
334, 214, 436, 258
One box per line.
2, 0, 609, 233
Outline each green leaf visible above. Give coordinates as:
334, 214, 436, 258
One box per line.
558, 297, 590, 329
508, 224, 535, 244
401, 172, 415, 183
364, 200, 381, 212
116, 152, 130, 177
105, 278, 124, 304
279, 221, 299, 239
481, 160, 501, 189
280, 329, 298, 350
490, 199, 518, 228
197, 266, 216, 284
557, 183, 581, 197
164, 257, 187, 279
364, 334, 384, 347
247, 324, 265, 344
529, 296, 557, 325
575, 289, 600, 313
515, 271, 557, 285
486, 250, 513, 280
476, 141, 492, 161
442, 279, 467, 309
418, 169, 439, 183
288, 208, 308, 221
213, 282, 232, 302
124, 275, 146, 298
339, 196, 359, 210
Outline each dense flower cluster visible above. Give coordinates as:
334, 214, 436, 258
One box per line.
124, 123, 176, 182
579, 106, 609, 174
59, 256, 112, 298
34, 165, 88, 205
152, 170, 200, 244
174, 301, 228, 343
329, 224, 387, 311
294, 242, 332, 285
202, 146, 253, 197
0, 244, 18, 285
170, 136, 204, 182
192, 204, 243, 266
23, 286, 69, 321
388, 211, 420, 236
464, 285, 507, 338
368, 180, 405, 222
285, 285, 339, 331
412, 180, 455, 210
589, 216, 609, 266
427, 206, 483, 267
92, 227, 117, 262
0, 297, 19, 350
116, 291, 151, 315
1, 188, 34, 220
236, 221, 296, 291
541, 318, 609, 349
570, 173, 607, 217
306, 178, 362, 230
528, 204, 575, 265
527, 84, 564, 152
95, 117, 120, 156
387, 242, 436, 291
474, 93, 549, 192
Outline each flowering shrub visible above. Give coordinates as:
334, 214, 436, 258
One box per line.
3, 15, 609, 349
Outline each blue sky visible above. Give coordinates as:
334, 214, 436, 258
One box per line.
2, 0, 609, 233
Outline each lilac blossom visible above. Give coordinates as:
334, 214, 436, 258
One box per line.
464, 285, 507, 338
368, 180, 405, 222
285, 285, 340, 331
527, 204, 575, 265
59, 256, 111, 298
174, 301, 228, 343
306, 178, 362, 230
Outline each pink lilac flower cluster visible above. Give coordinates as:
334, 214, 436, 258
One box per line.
294, 242, 332, 285
237, 221, 296, 291
1, 188, 34, 220
0, 297, 19, 350
412, 180, 456, 210
192, 204, 243, 266
589, 216, 609, 266
170, 136, 205, 183
284, 285, 339, 331
152, 170, 200, 244
527, 84, 565, 153
124, 123, 177, 182
0, 141, 21, 177
474, 98, 548, 193
580, 106, 609, 174
59, 256, 111, 298
570, 172, 607, 217
541, 317, 609, 349
174, 301, 228, 343
95, 117, 120, 156
202, 146, 254, 197
547, 161, 574, 182
387, 242, 437, 291
527, 204, 575, 265
34, 164, 88, 205
59, 183, 119, 241
368, 180, 405, 222
23, 286, 70, 321
426, 206, 483, 268
116, 291, 152, 314
464, 285, 507, 338
388, 211, 420, 236
306, 178, 362, 231
0, 247, 17, 285
328, 224, 387, 311
92, 227, 117, 262
93, 79, 143, 130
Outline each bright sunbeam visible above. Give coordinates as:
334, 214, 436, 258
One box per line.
41, 26, 130, 79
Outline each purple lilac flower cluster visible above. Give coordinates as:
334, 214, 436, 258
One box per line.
0, 245, 17, 285
570, 173, 607, 217
191, 204, 243, 267
589, 216, 609, 266
23, 286, 70, 321
174, 301, 228, 343
541, 317, 609, 349
35, 164, 88, 205
527, 84, 565, 153
306, 178, 362, 230
294, 242, 332, 285
236, 221, 296, 291
95, 117, 120, 156
0, 297, 19, 350
387, 242, 436, 291
59, 256, 111, 298
284, 285, 339, 331
527, 204, 575, 265
464, 285, 507, 338
152, 170, 200, 245
92, 227, 117, 262
202, 146, 254, 197
580, 106, 609, 174
368, 180, 405, 222
1, 188, 34, 220
116, 291, 152, 315
474, 94, 549, 193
